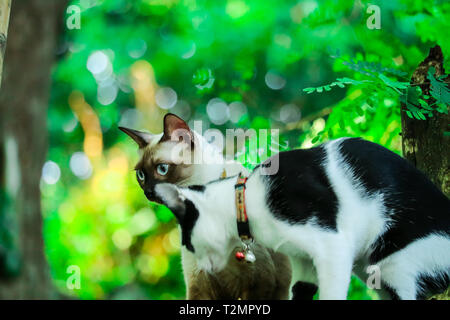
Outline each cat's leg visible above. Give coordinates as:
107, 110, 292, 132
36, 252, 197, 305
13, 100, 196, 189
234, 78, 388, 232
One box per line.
291, 281, 318, 300
288, 256, 318, 300
312, 249, 353, 300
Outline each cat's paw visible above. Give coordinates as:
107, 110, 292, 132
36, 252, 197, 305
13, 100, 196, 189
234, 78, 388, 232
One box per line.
291, 281, 318, 300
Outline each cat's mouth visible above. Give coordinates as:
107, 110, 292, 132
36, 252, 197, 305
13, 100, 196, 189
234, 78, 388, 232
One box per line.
144, 190, 164, 205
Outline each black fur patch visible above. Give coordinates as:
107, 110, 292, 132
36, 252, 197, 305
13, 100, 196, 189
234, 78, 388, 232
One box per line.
291, 281, 318, 300
179, 199, 199, 253
187, 185, 206, 192
338, 138, 450, 263
263, 146, 339, 230
416, 272, 450, 300
381, 282, 400, 300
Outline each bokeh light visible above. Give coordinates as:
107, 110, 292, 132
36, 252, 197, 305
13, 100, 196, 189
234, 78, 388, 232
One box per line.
265, 70, 286, 90
42, 161, 61, 185
127, 39, 147, 59
155, 87, 178, 110
280, 104, 301, 124
229, 101, 247, 123
206, 98, 230, 125
69, 152, 93, 180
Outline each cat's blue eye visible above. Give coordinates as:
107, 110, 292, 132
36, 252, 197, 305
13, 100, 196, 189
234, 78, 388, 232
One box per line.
136, 169, 145, 182
156, 163, 169, 176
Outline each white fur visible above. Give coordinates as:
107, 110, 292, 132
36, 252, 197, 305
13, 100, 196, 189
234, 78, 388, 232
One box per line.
187, 178, 241, 273
166, 130, 249, 292
376, 233, 450, 299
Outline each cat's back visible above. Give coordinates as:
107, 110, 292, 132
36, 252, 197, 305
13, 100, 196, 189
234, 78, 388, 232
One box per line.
333, 137, 450, 263
261, 137, 449, 237
260, 143, 340, 229
336, 137, 449, 224
338, 137, 448, 206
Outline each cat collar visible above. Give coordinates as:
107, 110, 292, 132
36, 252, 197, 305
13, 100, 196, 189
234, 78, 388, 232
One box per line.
234, 173, 256, 263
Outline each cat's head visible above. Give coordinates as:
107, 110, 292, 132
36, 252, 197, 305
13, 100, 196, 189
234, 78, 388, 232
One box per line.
154, 182, 239, 273
119, 113, 215, 202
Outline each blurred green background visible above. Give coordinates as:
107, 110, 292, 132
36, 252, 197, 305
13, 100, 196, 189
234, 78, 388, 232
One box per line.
41, 0, 449, 299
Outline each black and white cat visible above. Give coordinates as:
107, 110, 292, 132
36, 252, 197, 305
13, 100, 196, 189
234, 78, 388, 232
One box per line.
154, 137, 450, 300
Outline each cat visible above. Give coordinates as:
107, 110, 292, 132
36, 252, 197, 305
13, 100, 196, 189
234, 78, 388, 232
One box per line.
119, 113, 293, 299
153, 137, 450, 300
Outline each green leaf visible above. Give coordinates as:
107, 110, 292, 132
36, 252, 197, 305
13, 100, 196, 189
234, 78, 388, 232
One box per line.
355, 105, 364, 116
311, 135, 320, 143
192, 68, 215, 90
418, 99, 433, 110
428, 67, 450, 106
337, 77, 367, 85
378, 74, 409, 93
328, 128, 334, 138
411, 110, 425, 120
303, 87, 316, 94
417, 110, 426, 120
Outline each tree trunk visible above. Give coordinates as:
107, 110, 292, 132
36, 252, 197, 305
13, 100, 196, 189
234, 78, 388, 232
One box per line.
0, 0, 67, 299
400, 45, 450, 300
0, 0, 11, 88
401, 45, 450, 197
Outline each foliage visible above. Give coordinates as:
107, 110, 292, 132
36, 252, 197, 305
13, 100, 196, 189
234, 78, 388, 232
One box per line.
304, 52, 449, 124
39, 0, 450, 299
428, 67, 450, 109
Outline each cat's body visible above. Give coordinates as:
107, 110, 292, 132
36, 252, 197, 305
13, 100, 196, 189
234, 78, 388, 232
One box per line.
155, 137, 450, 300
120, 114, 292, 300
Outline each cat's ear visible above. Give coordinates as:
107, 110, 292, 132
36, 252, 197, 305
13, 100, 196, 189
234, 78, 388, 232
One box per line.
154, 183, 186, 222
162, 113, 194, 146
119, 127, 153, 148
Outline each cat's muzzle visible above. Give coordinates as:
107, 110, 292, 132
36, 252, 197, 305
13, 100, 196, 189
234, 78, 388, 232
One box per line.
145, 189, 163, 204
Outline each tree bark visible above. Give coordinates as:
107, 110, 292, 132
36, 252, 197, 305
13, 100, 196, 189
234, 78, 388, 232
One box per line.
400, 46, 450, 300
0, 0, 11, 88
400, 45, 450, 197
0, 0, 67, 299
